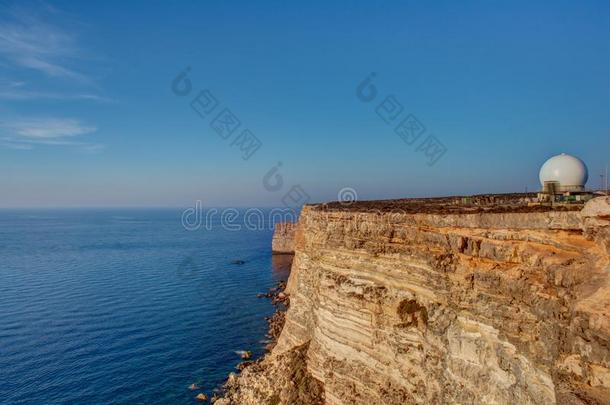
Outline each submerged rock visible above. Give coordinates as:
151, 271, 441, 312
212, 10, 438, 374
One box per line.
230, 260, 246, 265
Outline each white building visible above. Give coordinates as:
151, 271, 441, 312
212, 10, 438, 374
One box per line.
539, 153, 588, 194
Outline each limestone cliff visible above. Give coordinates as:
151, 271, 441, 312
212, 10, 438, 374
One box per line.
222, 196, 610, 405
272, 222, 297, 255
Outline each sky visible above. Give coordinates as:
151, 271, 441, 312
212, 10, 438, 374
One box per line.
0, 0, 609, 208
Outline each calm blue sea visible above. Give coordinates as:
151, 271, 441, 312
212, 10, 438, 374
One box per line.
0, 209, 292, 404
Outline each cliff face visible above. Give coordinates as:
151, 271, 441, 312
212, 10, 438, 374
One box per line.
272, 222, 297, 255
224, 197, 610, 405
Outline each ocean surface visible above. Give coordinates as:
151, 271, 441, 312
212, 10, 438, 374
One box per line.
0, 209, 292, 404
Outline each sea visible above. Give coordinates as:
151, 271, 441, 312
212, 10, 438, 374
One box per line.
0, 209, 292, 404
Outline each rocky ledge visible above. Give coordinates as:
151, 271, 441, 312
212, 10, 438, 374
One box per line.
220, 195, 610, 404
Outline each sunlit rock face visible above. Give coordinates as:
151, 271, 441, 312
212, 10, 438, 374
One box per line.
229, 197, 610, 404
272, 222, 297, 255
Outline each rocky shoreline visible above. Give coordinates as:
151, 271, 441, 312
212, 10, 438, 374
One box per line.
210, 278, 292, 404
258, 280, 289, 352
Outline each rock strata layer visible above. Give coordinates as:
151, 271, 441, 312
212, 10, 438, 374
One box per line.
224, 196, 610, 404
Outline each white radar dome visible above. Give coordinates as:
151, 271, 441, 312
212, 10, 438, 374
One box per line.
539, 153, 588, 192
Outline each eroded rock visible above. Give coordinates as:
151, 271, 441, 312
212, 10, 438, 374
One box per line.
222, 198, 610, 404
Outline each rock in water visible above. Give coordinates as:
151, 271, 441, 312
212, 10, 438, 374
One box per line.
235, 350, 252, 360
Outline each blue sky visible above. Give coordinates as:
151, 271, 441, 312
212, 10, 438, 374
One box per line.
1, 0, 609, 207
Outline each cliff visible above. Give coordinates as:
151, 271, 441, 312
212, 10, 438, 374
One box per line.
221, 196, 610, 404
272, 222, 297, 255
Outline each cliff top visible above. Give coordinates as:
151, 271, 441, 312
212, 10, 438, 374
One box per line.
311, 193, 585, 215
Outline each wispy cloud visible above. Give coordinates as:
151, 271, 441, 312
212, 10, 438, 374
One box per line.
0, 117, 101, 151
0, 4, 108, 152
0, 140, 33, 150
0, 6, 90, 82
0, 72, 111, 103
2, 118, 96, 139
0, 88, 111, 102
